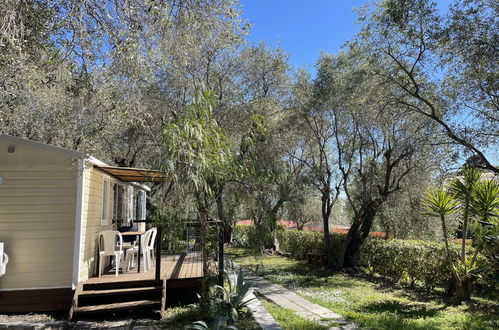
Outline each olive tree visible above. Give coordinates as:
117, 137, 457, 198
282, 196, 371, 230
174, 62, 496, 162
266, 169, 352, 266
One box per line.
293, 48, 440, 268
355, 0, 498, 174
287, 64, 344, 268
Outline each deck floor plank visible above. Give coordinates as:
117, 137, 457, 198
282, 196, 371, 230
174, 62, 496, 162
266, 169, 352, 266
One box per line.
83, 253, 205, 285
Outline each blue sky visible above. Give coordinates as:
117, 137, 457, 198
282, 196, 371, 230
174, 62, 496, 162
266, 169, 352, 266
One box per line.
240, 0, 453, 70
240, 0, 366, 70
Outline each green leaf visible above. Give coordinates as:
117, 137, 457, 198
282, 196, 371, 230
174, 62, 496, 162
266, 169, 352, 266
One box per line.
421, 188, 459, 217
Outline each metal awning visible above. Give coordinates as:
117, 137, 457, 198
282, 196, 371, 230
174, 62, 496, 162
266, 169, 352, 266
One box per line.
94, 165, 168, 182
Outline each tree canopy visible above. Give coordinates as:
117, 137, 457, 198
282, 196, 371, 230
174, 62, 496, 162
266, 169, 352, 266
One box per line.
1, 0, 497, 272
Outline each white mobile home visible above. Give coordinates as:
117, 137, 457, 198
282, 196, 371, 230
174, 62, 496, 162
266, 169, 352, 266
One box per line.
0, 134, 162, 312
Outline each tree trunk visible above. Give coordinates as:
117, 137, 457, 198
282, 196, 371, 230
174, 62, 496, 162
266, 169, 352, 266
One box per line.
342, 200, 379, 268
384, 227, 390, 240
456, 275, 472, 302
215, 189, 224, 226
321, 193, 333, 268
215, 190, 225, 285
269, 199, 285, 251
215, 187, 232, 243
218, 222, 224, 286
379, 214, 390, 240
440, 214, 452, 265
223, 224, 232, 244
461, 197, 469, 266
199, 206, 209, 301
296, 221, 304, 230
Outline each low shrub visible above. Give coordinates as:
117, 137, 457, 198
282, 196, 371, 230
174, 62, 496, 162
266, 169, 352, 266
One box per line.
277, 230, 324, 259
358, 238, 457, 290
233, 223, 286, 251
232, 224, 253, 248
277, 229, 346, 261
233, 225, 496, 294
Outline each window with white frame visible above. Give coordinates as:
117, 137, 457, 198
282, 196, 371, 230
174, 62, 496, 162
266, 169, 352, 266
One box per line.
101, 179, 109, 225
113, 183, 125, 225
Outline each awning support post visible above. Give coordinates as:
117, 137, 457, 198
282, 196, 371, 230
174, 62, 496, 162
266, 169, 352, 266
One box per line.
155, 226, 162, 282
218, 221, 224, 286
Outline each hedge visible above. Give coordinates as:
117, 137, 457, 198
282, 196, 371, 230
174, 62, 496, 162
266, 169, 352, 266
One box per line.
232, 225, 496, 293
357, 238, 457, 290
277, 229, 346, 260
232, 224, 284, 251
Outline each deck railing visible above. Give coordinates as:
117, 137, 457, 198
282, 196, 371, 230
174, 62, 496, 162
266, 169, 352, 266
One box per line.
152, 220, 224, 284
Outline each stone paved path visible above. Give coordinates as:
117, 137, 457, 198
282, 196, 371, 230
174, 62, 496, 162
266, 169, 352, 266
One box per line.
241, 268, 358, 330
245, 291, 282, 330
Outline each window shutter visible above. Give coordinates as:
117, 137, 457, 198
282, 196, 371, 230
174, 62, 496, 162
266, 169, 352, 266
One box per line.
141, 191, 146, 220
119, 185, 125, 221
101, 180, 109, 226
127, 186, 134, 223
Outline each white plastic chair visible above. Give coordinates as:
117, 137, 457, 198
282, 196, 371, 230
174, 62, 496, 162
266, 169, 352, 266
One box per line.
0, 243, 8, 277
98, 231, 125, 277
125, 230, 151, 272
145, 227, 157, 270
125, 228, 157, 272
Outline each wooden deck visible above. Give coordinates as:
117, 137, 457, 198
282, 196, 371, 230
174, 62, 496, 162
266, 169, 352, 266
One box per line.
71, 252, 207, 318
84, 252, 203, 285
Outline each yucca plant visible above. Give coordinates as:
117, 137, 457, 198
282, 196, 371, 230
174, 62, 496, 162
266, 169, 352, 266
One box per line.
422, 188, 460, 265
215, 268, 255, 324
449, 167, 481, 264
184, 314, 238, 330
469, 180, 499, 281
447, 167, 483, 300
423, 167, 499, 301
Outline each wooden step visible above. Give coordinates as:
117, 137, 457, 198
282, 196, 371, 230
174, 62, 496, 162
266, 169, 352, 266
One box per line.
79, 286, 162, 297
83, 279, 159, 291
74, 299, 161, 314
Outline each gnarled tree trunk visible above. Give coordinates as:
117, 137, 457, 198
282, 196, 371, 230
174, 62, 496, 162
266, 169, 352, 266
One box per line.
321, 192, 334, 268
341, 200, 380, 268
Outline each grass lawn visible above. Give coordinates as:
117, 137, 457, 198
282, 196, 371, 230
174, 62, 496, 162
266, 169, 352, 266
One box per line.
227, 248, 499, 330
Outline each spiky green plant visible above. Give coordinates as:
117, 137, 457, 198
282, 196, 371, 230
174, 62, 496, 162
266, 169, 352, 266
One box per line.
422, 188, 459, 264
449, 167, 481, 264
215, 268, 255, 324
423, 168, 499, 301
184, 314, 238, 330
468, 179, 499, 272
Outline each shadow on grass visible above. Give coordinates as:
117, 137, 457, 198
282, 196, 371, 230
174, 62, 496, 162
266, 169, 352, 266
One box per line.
227, 248, 499, 330
249, 264, 361, 290
360, 300, 446, 319
228, 250, 374, 290
349, 272, 451, 302
227, 248, 498, 310
359, 272, 499, 316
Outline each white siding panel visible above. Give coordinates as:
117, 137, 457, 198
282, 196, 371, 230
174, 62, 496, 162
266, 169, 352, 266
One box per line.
78, 167, 114, 281
0, 139, 77, 289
